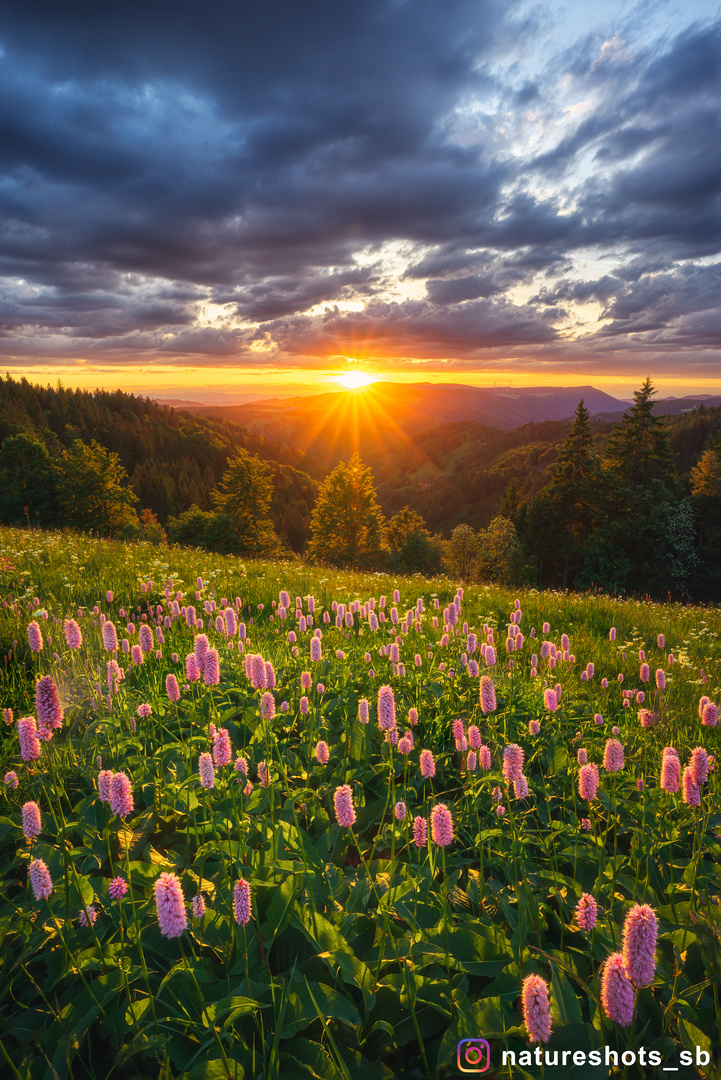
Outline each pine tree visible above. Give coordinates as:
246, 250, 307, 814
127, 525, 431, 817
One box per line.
307, 455, 385, 568
584, 378, 681, 595
605, 377, 676, 491
690, 447, 721, 597
0, 433, 59, 525
535, 400, 601, 589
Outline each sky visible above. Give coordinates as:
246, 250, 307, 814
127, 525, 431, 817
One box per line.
0, 0, 719, 402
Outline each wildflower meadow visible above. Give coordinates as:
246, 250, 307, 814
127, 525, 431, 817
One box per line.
1, 525, 720, 1079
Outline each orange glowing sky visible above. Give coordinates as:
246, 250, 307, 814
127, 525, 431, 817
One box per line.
5, 360, 721, 405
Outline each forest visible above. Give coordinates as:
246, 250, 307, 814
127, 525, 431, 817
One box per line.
2, 374, 721, 600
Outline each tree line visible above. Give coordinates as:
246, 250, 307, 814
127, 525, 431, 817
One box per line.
0, 375, 319, 552
2, 374, 721, 599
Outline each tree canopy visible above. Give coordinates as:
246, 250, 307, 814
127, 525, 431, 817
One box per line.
307, 455, 386, 568
56, 440, 138, 537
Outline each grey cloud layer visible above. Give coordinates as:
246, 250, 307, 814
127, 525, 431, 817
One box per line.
0, 1, 718, 372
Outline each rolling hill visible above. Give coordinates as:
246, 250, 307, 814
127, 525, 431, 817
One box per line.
173, 381, 628, 472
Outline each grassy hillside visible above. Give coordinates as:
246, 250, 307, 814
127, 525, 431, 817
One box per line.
1, 526, 720, 1078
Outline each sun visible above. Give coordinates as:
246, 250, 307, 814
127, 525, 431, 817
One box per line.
336, 371, 377, 390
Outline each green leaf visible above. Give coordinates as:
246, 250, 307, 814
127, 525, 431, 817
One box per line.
212, 995, 259, 1027
679, 1018, 712, 1057
261, 873, 298, 946
184, 1060, 244, 1080
280, 980, 361, 1039
413, 928, 513, 975
549, 961, 583, 1027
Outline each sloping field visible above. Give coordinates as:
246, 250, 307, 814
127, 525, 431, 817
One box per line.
1, 527, 719, 1079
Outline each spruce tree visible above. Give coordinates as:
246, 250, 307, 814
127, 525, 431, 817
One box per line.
605, 376, 676, 491
535, 399, 601, 589
579, 378, 680, 596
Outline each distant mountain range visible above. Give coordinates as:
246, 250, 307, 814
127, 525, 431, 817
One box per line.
152, 381, 721, 480
154, 382, 627, 470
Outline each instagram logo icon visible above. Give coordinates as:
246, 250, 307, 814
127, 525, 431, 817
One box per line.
457, 1039, 491, 1073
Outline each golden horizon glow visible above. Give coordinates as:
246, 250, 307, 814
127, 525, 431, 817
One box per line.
335, 371, 378, 390
4, 362, 721, 402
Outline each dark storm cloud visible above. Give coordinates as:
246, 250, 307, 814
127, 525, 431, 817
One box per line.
0, 1, 718, 370
259, 295, 561, 360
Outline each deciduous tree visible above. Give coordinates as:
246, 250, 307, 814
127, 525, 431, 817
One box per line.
57, 440, 138, 537
307, 455, 385, 568
211, 449, 279, 555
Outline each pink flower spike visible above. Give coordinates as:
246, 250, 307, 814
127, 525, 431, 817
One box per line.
18, 716, 42, 762
334, 785, 356, 826
35, 675, 63, 738
603, 739, 625, 773
233, 878, 252, 925
203, 648, 220, 685
543, 688, 558, 712
419, 749, 436, 779
430, 802, 454, 847
513, 774, 529, 799
212, 728, 232, 767
315, 740, 329, 765
21, 800, 42, 840
109, 876, 128, 900
154, 872, 187, 938
479, 675, 496, 713
622, 904, 657, 988
27, 621, 43, 652
199, 752, 215, 789
29, 858, 53, 900
502, 743, 524, 783
689, 746, 709, 785
601, 953, 635, 1026
97, 769, 114, 802
682, 765, 701, 807
166, 674, 180, 701
378, 685, 396, 730
660, 747, 680, 792
578, 763, 599, 801
521, 974, 552, 1044
79, 905, 98, 927
110, 772, 133, 817
702, 701, 718, 727
102, 620, 118, 652
575, 892, 598, 931
412, 815, 427, 847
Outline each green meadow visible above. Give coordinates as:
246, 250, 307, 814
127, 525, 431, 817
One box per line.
1, 525, 720, 1080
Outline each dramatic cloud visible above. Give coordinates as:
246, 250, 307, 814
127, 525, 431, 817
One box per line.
0, 0, 718, 384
